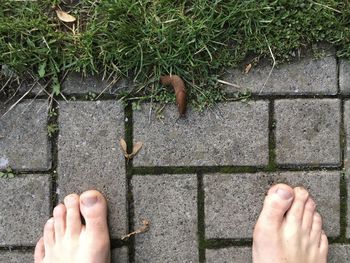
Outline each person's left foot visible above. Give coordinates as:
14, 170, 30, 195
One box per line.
34, 190, 111, 263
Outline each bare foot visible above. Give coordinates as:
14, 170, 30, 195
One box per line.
253, 184, 328, 263
34, 190, 111, 263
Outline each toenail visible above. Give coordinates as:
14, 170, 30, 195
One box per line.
65, 195, 78, 206
81, 196, 98, 207
276, 188, 293, 200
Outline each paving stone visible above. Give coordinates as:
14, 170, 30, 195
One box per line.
133, 101, 269, 166
205, 245, 350, 263
57, 101, 127, 238
111, 247, 128, 263
0, 100, 51, 171
329, 244, 350, 263
132, 174, 198, 262
204, 171, 340, 239
340, 60, 350, 94
206, 247, 252, 263
222, 55, 337, 95
344, 101, 350, 237
0, 174, 51, 246
0, 251, 34, 263
275, 99, 340, 166
62, 72, 132, 95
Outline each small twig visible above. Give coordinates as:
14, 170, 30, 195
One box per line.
259, 37, 276, 95
121, 219, 150, 240
95, 76, 120, 100
217, 79, 241, 89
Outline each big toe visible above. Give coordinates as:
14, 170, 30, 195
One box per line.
255, 184, 294, 231
80, 190, 109, 236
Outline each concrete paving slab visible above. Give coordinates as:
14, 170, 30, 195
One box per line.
222, 55, 337, 95
329, 244, 350, 263
132, 174, 198, 262
62, 72, 132, 95
57, 101, 127, 238
111, 247, 128, 263
204, 171, 340, 239
0, 174, 51, 246
0, 100, 51, 171
0, 251, 34, 263
344, 101, 350, 237
133, 101, 269, 166
340, 60, 350, 95
206, 247, 251, 263
275, 99, 340, 166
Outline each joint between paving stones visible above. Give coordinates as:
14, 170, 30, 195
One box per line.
268, 100, 277, 172
48, 99, 59, 211
205, 238, 252, 249
124, 102, 135, 263
197, 173, 206, 263
338, 171, 348, 242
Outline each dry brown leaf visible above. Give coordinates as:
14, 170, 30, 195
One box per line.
121, 219, 150, 240
244, 63, 252, 74
56, 10, 76, 22
131, 142, 143, 156
119, 138, 128, 156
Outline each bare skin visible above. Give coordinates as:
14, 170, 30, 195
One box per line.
34, 190, 111, 263
253, 184, 328, 263
34, 185, 328, 263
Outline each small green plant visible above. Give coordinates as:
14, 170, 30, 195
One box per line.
84, 92, 97, 101
49, 107, 57, 117
47, 124, 59, 137
0, 167, 15, 178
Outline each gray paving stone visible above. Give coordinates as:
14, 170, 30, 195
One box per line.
222, 55, 337, 95
344, 101, 350, 237
62, 72, 132, 95
132, 174, 198, 262
0, 251, 34, 263
111, 247, 128, 263
0, 174, 51, 246
57, 101, 127, 238
275, 99, 340, 166
204, 171, 340, 239
205, 245, 350, 263
329, 244, 350, 263
0, 100, 51, 171
206, 247, 252, 263
133, 101, 269, 166
340, 60, 350, 94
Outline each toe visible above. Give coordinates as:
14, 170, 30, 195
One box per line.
34, 237, 45, 263
319, 231, 329, 256
285, 186, 309, 224
64, 194, 82, 237
254, 184, 294, 231
310, 212, 323, 243
53, 203, 66, 239
302, 197, 316, 233
43, 218, 55, 250
80, 190, 109, 236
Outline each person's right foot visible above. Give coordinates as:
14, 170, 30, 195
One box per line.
34, 190, 111, 263
252, 184, 328, 263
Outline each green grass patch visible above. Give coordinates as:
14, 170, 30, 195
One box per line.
1, 0, 350, 107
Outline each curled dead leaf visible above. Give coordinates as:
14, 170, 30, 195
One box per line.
121, 219, 150, 240
244, 63, 252, 74
160, 75, 186, 116
119, 139, 143, 160
55, 9, 76, 22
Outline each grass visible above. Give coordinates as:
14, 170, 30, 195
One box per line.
1, 0, 350, 108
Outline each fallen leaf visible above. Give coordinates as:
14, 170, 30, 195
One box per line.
244, 63, 252, 74
121, 219, 150, 240
119, 138, 128, 156
131, 141, 143, 157
160, 75, 186, 116
56, 9, 76, 23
